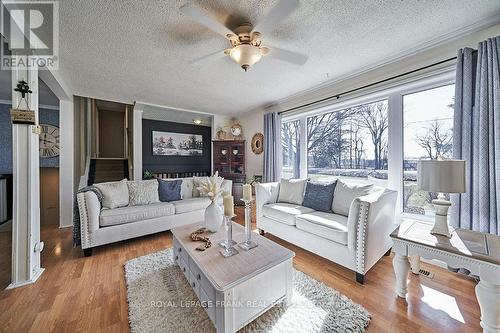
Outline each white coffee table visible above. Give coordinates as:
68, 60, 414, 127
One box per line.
172, 222, 294, 333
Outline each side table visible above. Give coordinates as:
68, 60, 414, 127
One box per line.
390, 220, 500, 333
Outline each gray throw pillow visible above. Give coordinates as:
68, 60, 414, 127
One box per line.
127, 179, 160, 206
302, 181, 336, 213
332, 179, 373, 216
277, 178, 307, 205
158, 179, 182, 202
94, 179, 129, 209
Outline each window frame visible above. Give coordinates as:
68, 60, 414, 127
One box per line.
281, 67, 456, 223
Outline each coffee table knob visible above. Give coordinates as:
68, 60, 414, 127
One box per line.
192, 282, 196, 288
183, 267, 186, 272
197, 274, 201, 280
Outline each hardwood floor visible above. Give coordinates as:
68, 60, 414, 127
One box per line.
0, 206, 481, 332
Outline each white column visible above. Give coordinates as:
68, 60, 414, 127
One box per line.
59, 99, 74, 228
132, 104, 143, 180
8, 56, 44, 289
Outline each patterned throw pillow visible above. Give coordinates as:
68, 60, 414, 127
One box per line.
192, 176, 210, 197
302, 181, 337, 213
158, 179, 182, 202
127, 180, 160, 206
94, 179, 129, 209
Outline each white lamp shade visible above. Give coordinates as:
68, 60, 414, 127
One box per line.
417, 159, 466, 193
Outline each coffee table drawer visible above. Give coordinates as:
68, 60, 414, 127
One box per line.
174, 239, 188, 264
178, 257, 189, 280
199, 285, 216, 324
188, 257, 216, 300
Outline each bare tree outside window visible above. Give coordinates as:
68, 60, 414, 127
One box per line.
305, 100, 389, 186
403, 84, 455, 216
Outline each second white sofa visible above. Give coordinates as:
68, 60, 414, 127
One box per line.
255, 178, 397, 283
77, 177, 232, 256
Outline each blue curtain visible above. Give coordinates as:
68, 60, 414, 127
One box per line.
263, 112, 282, 182
452, 36, 500, 235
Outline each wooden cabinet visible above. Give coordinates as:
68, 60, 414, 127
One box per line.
213, 140, 245, 204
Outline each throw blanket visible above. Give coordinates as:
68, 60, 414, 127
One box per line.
73, 186, 102, 247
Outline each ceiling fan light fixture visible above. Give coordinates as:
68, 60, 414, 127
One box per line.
229, 44, 262, 71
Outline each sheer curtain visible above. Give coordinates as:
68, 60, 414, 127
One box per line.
263, 112, 282, 182
452, 36, 500, 234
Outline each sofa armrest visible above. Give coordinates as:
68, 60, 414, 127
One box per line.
77, 191, 101, 249
347, 189, 398, 274
255, 182, 280, 218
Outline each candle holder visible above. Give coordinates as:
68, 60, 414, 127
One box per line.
239, 199, 258, 251
219, 215, 239, 257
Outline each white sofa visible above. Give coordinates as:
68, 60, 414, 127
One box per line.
255, 180, 397, 283
77, 177, 231, 256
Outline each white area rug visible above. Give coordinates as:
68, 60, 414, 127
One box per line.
125, 249, 371, 333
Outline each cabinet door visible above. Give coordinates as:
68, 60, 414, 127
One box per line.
214, 143, 230, 174
229, 143, 245, 175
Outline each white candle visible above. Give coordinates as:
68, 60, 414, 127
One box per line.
243, 184, 252, 201
223, 195, 234, 216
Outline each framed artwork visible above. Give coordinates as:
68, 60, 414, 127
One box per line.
152, 131, 203, 156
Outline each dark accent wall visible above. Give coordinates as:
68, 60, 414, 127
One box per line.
0, 104, 59, 174
142, 119, 211, 175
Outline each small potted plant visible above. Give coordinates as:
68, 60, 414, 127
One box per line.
216, 127, 226, 140
143, 170, 155, 180
197, 171, 225, 232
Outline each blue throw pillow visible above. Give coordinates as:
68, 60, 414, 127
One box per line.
302, 181, 336, 213
158, 179, 182, 202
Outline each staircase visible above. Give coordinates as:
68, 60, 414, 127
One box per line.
88, 159, 129, 185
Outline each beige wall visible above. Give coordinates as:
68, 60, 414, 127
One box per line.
240, 109, 265, 179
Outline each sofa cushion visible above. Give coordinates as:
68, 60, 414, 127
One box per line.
277, 178, 307, 205
94, 179, 129, 209
99, 202, 175, 227
262, 203, 315, 226
158, 179, 182, 202
181, 178, 194, 199
332, 180, 373, 216
172, 197, 211, 214
302, 181, 336, 213
192, 176, 210, 197
127, 179, 160, 206
296, 211, 349, 245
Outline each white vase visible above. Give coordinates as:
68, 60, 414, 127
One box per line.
205, 200, 223, 232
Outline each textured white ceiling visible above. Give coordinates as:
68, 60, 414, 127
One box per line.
58, 0, 500, 115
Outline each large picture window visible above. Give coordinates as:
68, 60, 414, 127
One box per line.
279, 71, 455, 222
402, 84, 455, 216
281, 119, 300, 179
307, 100, 388, 186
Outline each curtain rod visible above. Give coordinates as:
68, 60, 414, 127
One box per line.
278, 56, 458, 115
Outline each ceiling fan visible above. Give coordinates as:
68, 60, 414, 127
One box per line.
180, 0, 308, 71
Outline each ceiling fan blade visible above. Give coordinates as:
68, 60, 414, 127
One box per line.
189, 49, 225, 66
267, 46, 308, 66
180, 3, 236, 40
252, 0, 300, 34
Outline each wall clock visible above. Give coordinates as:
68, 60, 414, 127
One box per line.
39, 124, 60, 158
251, 133, 264, 155
230, 123, 242, 138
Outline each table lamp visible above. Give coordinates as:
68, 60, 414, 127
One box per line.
417, 158, 466, 238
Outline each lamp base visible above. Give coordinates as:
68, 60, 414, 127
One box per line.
431, 198, 452, 238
